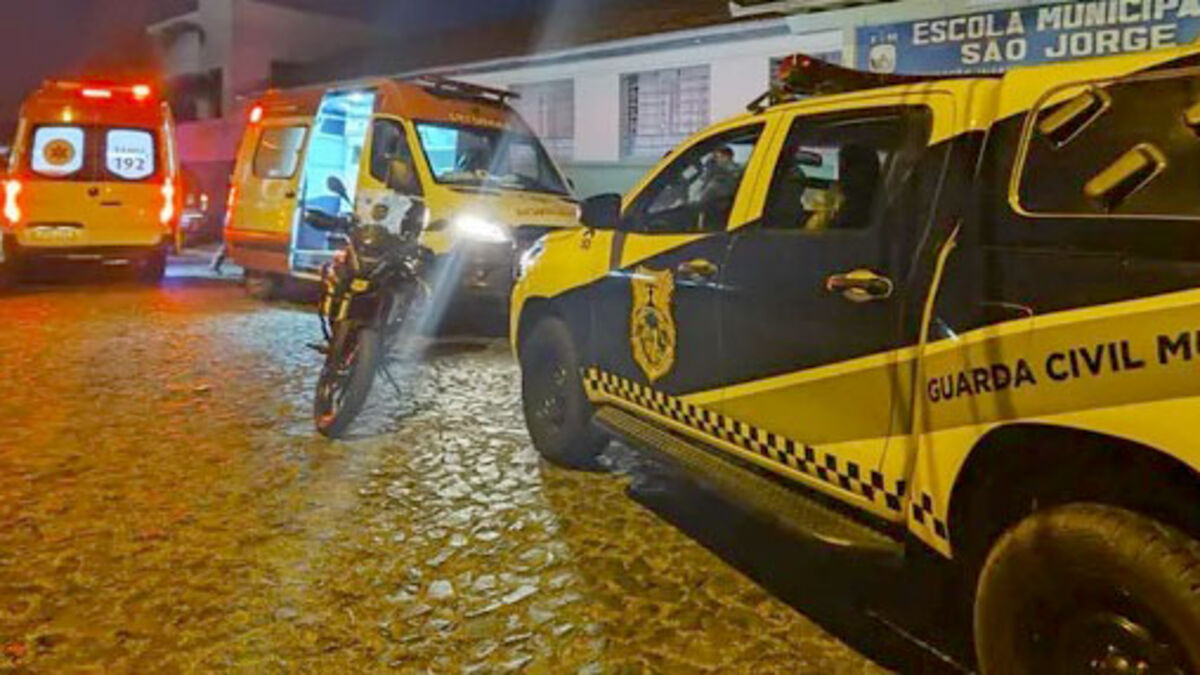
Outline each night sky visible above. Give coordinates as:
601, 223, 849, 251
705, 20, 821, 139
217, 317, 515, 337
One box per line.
0, 0, 553, 124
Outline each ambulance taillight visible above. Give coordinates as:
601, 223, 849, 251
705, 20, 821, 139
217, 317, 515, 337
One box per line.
224, 185, 238, 227
160, 181, 177, 226
249, 105, 264, 124
3, 179, 21, 225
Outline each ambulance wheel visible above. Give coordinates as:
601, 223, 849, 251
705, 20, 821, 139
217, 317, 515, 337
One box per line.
0, 241, 20, 288
140, 248, 167, 284
520, 317, 607, 469
975, 503, 1200, 674
245, 271, 278, 301
0, 258, 14, 289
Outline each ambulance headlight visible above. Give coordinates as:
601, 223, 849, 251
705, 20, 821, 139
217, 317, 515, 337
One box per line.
454, 215, 510, 243
518, 237, 547, 280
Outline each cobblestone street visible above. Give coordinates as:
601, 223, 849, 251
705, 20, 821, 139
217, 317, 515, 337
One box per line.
0, 256, 958, 673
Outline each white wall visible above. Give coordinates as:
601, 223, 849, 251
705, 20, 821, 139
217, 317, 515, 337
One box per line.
458, 24, 843, 166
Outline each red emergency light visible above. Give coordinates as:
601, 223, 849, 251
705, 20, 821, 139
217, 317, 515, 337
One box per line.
48, 81, 156, 103
3, 179, 22, 225
249, 105, 264, 124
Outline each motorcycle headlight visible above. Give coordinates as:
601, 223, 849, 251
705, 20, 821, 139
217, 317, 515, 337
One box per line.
454, 215, 510, 243
518, 236, 547, 280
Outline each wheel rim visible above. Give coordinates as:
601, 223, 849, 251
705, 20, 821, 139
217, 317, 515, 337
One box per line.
1049, 606, 1189, 674
531, 357, 569, 434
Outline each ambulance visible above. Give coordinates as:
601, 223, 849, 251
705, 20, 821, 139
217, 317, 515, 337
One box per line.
513, 49, 1200, 671
1, 81, 180, 284
224, 76, 578, 310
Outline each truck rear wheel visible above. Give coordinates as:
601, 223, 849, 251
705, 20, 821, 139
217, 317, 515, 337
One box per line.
520, 317, 607, 469
975, 503, 1200, 674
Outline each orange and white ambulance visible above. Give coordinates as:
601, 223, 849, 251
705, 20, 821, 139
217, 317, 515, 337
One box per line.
1, 81, 181, 284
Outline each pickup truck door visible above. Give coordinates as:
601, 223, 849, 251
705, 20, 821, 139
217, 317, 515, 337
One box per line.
586, 121, 772, 412
716, 98, 952, 519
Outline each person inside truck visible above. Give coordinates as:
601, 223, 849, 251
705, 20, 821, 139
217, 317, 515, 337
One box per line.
804, 143, 880, 231
696, 146, 741, 230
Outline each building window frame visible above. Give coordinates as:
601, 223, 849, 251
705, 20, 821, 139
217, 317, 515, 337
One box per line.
620, 65, 711, 160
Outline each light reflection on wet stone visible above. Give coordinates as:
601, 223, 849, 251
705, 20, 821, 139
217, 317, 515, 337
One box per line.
0, 263, 885, 672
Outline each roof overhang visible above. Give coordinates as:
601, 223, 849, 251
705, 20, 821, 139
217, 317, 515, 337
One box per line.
729, 0, 887, 16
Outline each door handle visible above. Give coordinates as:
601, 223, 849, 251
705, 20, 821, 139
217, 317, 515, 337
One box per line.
284, 190, 297, 199
677, 258, 719, 281
825, 269, 893, 303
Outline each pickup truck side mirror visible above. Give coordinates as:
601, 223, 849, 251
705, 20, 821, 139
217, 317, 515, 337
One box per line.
580, 193, 623, 231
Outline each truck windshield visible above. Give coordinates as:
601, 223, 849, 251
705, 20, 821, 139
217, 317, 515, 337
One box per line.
415, 122, 569, 196
27, 125, 159, 182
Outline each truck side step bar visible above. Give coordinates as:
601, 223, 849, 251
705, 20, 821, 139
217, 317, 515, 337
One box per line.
594, 405, 904, 559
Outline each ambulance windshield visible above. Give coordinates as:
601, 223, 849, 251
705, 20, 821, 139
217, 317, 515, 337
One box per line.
415, 122, 569, 196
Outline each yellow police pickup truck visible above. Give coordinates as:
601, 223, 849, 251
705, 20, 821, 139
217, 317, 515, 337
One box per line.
512, 47, 1200, 672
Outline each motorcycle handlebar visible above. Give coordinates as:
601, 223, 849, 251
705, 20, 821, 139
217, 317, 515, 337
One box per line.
303, 209, 354, 232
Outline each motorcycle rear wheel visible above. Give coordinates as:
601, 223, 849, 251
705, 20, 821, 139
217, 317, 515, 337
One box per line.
314, 322, 382, 438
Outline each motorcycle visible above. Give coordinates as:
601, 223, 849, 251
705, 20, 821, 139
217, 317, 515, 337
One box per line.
306, 176, 429, 438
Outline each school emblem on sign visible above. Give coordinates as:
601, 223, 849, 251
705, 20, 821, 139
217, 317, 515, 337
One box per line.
630, 266, 677, 383
43, 139, 76, 167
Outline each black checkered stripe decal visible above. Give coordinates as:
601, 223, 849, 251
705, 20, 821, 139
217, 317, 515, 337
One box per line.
584, 368, 908, 514
911, 493, 948, 541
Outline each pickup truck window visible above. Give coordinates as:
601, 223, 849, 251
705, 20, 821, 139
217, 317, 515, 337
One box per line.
1018, 68, 1200, 218
763, 110, 922, 232
626, 123, 763, 234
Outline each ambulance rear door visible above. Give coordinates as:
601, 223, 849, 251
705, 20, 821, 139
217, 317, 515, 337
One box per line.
228, 116, 310, 275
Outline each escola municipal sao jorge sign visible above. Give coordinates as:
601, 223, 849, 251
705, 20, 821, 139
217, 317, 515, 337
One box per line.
857, 0, 1200, 74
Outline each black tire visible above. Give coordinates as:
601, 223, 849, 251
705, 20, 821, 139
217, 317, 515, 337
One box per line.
975, 503, 1200, 674
519, 317, 607, 469
140, 247, 168, 284
245, 270, 278, 301
313, 323, 381, 439
0, 254, 16, 290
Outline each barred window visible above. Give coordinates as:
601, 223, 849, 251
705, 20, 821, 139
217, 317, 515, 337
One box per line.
510, 80, 575, 162
620, 65, 710, 160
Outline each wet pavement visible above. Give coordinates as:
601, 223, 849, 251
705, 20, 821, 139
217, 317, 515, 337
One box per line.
0, 253, 967, 672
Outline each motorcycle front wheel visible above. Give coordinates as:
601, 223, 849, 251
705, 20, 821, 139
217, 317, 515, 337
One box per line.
313, 321, 382, 438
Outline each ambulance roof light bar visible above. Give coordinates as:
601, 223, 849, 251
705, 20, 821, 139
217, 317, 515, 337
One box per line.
749, 54, 998, 112
412, 75, 521, 104
44, 80, 155, 102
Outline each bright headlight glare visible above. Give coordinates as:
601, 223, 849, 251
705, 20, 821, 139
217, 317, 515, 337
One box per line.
454, 215, 510, 243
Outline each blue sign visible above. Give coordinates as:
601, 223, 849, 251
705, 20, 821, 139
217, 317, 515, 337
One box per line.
857, 0, 1200, 74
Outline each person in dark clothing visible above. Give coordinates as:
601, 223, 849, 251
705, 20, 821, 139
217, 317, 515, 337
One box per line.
697, 146, 741, 229
834, 143, 881, 229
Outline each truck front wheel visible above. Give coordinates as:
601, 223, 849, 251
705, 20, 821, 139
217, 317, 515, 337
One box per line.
519, 317, 607, 469
975, 503, 1200, 674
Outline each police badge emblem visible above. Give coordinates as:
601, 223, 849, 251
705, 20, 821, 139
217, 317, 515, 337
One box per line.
630, 266, 677, 383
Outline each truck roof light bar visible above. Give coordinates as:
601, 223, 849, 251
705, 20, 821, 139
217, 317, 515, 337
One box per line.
412, 75, 520, 104
749, 54, 998, 112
